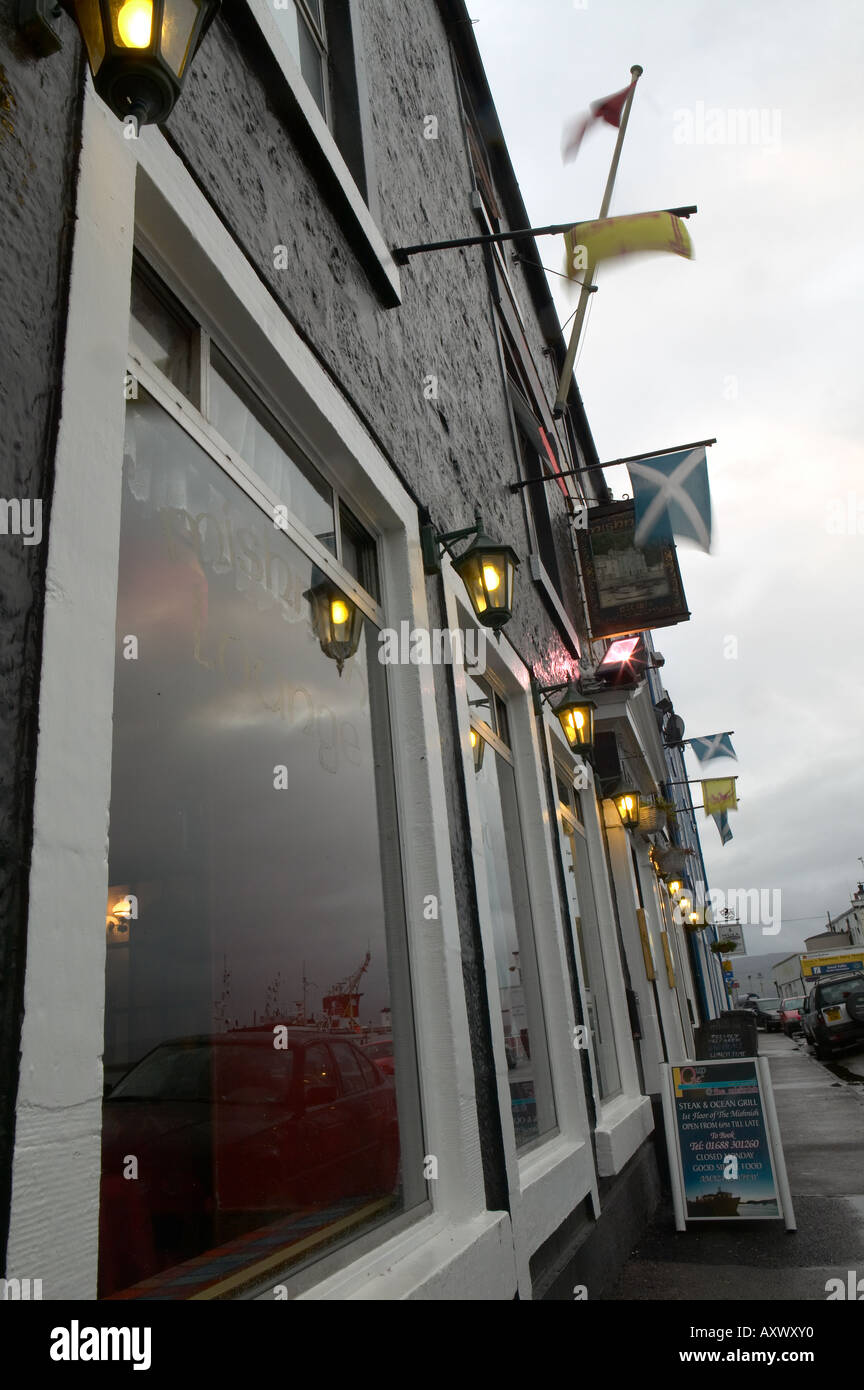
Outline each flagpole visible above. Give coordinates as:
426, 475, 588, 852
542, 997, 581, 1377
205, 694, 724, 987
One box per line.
553, 64, 643, 418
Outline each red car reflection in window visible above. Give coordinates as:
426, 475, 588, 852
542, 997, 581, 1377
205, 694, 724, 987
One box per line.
99, 1029, 399, 1297
360, 1035, 395, 1077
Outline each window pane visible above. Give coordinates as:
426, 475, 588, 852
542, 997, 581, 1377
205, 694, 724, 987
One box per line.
474, 746, 556, 1148
465, 670, 495, 736
340, 503, 379, 600
273, 3, 327, 118
100, 391, 423, 1299
301, 0, 322, 30
130, 264, 193, 397
562, 824, 621, 1100
209, 348, 336, 552
298, 16, 327, 115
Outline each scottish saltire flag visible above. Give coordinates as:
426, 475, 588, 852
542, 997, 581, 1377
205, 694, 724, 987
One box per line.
712, 810, 733, 845
689, 732, 737, 763
702, 777, 738, 817
628, 446, 712, 553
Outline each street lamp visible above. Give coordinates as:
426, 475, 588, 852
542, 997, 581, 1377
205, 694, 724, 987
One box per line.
67, 0, 221, 131
421, 508, 519, 632
303, 571, 364, 676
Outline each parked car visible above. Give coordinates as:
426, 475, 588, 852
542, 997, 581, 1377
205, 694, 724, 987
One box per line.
801, 973, 864, 1059
751, 997, 783, 1033
99, 1029, 399, 1295
778, 996, 806, 1037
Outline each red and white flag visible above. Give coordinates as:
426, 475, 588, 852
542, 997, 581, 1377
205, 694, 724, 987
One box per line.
562, 80, 635, 164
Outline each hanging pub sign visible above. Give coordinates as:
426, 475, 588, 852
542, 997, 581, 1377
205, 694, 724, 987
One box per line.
661, 1058, 796, 1232
576, 500, 690, 639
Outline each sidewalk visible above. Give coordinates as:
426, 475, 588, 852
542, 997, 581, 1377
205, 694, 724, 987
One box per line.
608, 1034, 864, 1300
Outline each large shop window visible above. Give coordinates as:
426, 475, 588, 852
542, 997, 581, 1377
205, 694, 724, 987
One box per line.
467, 674, 556, 1151
556, 769, 621, 1101
99, 269, 424, 1299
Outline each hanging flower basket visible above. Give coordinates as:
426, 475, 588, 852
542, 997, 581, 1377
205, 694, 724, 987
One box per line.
655, 845, 695, 878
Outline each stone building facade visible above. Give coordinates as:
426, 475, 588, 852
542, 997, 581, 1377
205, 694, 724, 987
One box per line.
0, 0, 721, 1299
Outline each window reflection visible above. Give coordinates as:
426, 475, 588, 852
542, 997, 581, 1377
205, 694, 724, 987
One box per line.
558, 785, 621, 1101
100, 391, 422, 1299
209, 347, 336, 553
470, 698, 556, 1150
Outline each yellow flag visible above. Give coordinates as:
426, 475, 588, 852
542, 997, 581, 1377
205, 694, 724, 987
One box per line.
564, 211, 693, 280
702, 777, 738, 817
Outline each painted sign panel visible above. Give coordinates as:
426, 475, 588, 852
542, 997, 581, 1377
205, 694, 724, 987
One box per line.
662, 1058, 795, 1230
576, 500, 690, 639
802, 952, 864, 978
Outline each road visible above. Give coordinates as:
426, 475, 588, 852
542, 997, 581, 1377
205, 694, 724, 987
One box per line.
608, 1032, 864, 1299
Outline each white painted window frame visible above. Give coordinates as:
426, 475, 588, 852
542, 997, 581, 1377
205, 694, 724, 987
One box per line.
6, 84, 512, 1301
548, 745, 611, 1113
443, 575, 599, 1296
542, 713, 654, 1180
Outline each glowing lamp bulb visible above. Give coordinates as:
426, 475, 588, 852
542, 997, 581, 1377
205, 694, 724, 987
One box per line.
330, 599, 350, 626
482, 564, 501, 592
117, 0, 154, 47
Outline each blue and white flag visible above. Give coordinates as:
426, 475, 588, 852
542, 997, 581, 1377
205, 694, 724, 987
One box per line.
627, 446, 712, 552
689, 732, 737, 763
712, 810, 733, 846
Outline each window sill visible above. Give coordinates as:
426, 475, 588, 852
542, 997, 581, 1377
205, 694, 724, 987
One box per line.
594, 1092, 654, 1177
247, 1, 401, 307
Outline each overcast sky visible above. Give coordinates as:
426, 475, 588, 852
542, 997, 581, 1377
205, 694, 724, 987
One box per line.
472, 0, 864, 957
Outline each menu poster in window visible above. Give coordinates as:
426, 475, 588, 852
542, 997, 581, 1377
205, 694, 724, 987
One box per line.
661, 1058, 795, 1232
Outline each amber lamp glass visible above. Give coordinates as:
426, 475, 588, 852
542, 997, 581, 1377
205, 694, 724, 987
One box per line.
615, 790, 641, 828
470, 727, 486, 773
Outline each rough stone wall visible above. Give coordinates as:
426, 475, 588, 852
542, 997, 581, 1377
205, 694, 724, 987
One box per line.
0, 6, 85, 1266
166, 2, 572, 676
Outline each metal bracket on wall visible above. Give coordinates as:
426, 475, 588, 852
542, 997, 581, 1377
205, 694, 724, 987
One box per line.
17, 0, 64, 55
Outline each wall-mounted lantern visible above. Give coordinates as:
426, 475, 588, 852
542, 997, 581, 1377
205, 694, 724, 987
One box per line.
19, 1, 220, 132
421, 508, 519, 632
303, 572, 363, 676
532, 676, 596, 756
667, 878, 682, 897
615, 789, 641, 828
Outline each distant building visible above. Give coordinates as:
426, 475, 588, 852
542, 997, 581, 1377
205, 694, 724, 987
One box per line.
825, 885, 864, 948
